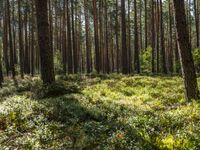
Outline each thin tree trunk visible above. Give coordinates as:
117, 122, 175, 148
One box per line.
144, 0, 148, 49
0, 20, 4, 86
115, 0, 120, 73
194, 0, 199, 47
151, 0, 155, 73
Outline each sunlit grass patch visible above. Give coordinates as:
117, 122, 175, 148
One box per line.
0, 75, 199, 149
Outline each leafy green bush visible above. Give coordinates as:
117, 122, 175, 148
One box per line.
193, 48, 200, 72
141, 47, 152, 73
54, 50, 63, 75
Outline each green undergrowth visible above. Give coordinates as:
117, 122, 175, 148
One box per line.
0, 75, 200, 149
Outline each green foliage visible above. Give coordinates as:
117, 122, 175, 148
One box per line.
0, 75, 200, 149
54, 50, 63, 74
193, 48, 200, 66
141, 47, 152, 73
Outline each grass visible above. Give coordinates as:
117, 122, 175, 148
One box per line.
0, 75, 200, 149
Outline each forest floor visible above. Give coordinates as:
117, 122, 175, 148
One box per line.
0, 74, 199, 150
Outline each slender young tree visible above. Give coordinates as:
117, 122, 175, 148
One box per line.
35, 0, 55, 84
173, 0, 199, 100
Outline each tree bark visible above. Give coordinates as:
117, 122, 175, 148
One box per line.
160, 0, 167, 74
121, 0, 128, 74
67, 0, 73, 74
18, 0, 24, 78
173, 0, 199, 100
35, 0, 55, 84
134, 0, 140, 73
7, 0, 15, 78
93, 0, 100, 73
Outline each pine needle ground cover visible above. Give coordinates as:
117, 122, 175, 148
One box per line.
0, 75, 199, 150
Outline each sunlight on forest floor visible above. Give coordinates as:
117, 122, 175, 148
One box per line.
0, 75, 199, 149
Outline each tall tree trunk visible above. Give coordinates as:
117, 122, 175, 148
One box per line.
194, 0, 199, 47
173, 0, 199, 100
12, 0, 17, 64
160, 0, 167, 74
93, 0, 100, 73
48, 0, 53, 63
134, 0, 140, 73
18, 0, 24, 78
67, 0, 73, 74
99, 0, 104, 73
115, 0, 120, 73
31, 0, 35, 76
121, 0, 128, 74
168, 0, 173, 73
139, 0, 143, 51
35, 0, 55, 84
71, 0, 78, 73
151, 0, 155, 73
84, 0, 92, 73
144, 0, 148, 49
156, 0, 160, 73
7, 0, 15, 78
24, 7, 30, 74
62, 0, 67, 74
0, 20, 4, 86
127, 0, 131, 73
105, 0, 110, 73
3, 1, 9, 76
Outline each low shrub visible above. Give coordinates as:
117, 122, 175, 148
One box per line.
32, 81, 81, 99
